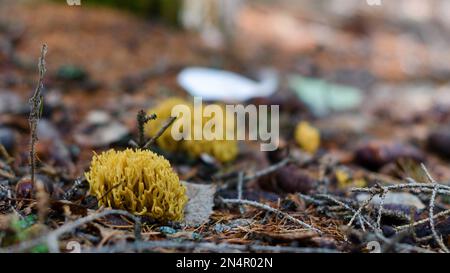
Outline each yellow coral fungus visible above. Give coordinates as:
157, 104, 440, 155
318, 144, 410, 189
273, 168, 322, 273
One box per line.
85, 149, 188, 222
145, 97, 238, 163
295, 121, 320, 154
182, 102, 238, 162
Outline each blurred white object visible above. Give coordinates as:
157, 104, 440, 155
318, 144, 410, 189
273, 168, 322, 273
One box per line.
181, 0, 242, 48
357, 192, 425, 210
177, 67, 278, 101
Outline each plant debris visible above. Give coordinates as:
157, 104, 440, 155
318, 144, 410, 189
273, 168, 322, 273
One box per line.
1, 0, 450, 254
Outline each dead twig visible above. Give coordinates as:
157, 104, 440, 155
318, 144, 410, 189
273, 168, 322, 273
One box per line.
395, 209, 450, 231
28, 44, 47, 186
2, 209, 141, 253
314, 193, 374, 232
351, 183, 450, 195
376, 188, 387, 232
129, 110, 157, 148
347, 193, 375, 229
143, 116, 177, 149
351, 165, 450, 252
221, 198, 322, 234
0, 169, 14, 179
236, 171, 245, 214
421, 164, 449, 253
129, 115, 176, 149
374, 231, 434, 253
0, 143, 14, 165
220, 157, 293, 190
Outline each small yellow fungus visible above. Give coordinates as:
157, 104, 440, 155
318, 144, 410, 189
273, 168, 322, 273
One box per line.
182, 138, 238, 163
295, 121, 320, 154
181, 102, 238, 163
145, 97, 188, 152
145, 97, 238, 163
335, 169, 367, 189
85, 149, 188, 222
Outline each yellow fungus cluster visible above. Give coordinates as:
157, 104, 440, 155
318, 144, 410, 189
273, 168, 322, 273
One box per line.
145, 97, 238, 163
335, 169, 367, 189
85, 149, 188, 222
294, 121, 321, 154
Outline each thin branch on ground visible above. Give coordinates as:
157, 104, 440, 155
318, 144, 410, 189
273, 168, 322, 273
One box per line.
352, 183, 450, 195
220, 157, 293, 190
0, 169, 14, 179
421, 164, 449, 253
347, 193, 375, 228
2, 209, 141, 253
374, 231, 434, 253
221, 198, 322, 234
0, 144, 14, 165
314, 193, 374, 232
350, 165, 450, 252
137, 110, 157, 147
395, 209, 450, 231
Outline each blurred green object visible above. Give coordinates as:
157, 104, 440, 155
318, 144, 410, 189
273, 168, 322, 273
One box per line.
57, 65, 87, 81
56, 0, 182, 25
289, 75, 363, 116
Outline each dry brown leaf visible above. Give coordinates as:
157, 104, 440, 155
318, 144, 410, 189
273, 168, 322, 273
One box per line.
182, 181, 216, 227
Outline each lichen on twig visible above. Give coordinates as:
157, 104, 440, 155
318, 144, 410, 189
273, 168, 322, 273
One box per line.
348, 164, 450, 252
420, 163, 449, 253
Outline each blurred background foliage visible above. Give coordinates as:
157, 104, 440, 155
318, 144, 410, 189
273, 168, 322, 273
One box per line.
57, 0, 183, 25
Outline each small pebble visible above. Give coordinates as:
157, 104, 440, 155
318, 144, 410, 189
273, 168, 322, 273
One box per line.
159, 226, 177, 235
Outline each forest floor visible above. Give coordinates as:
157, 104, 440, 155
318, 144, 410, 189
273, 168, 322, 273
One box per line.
1, 1, 450, 253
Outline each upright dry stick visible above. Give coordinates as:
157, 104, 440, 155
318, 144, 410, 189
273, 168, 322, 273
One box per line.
28, 44, 47, 186
129, 111, 157, 148
137, 110, 157, 147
